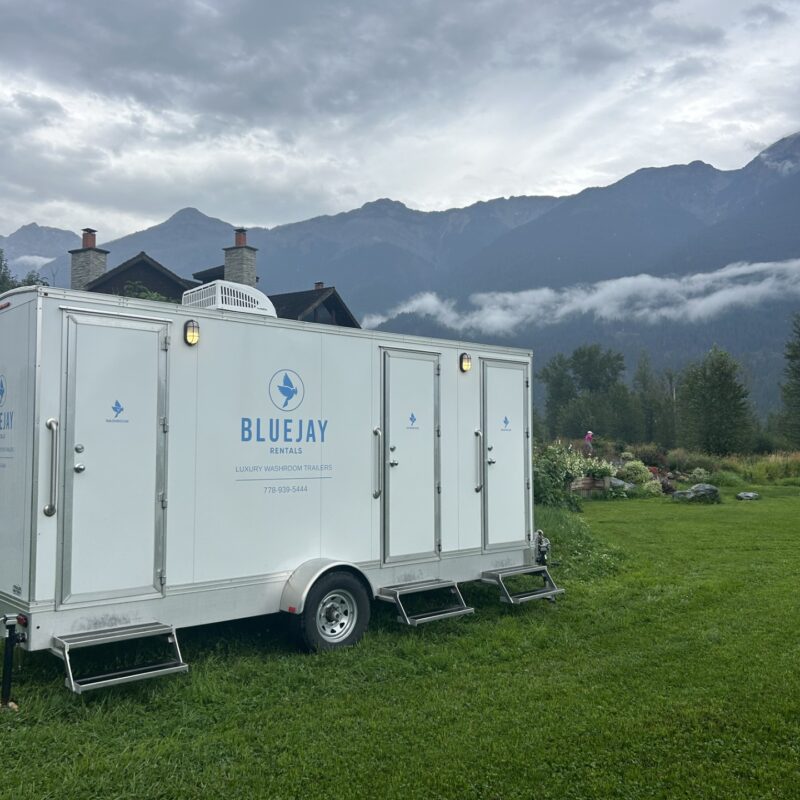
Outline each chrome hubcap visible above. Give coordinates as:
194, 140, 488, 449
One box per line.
316, 589, 357, 642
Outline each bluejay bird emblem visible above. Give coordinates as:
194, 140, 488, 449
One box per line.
0, 375, 6, 407
112, 400, 124, 419
277, 373, 298, 408
269, 369, 305, 412
502, 416, 510, 429
409, 412, 417, 426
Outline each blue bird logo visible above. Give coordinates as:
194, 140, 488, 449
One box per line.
112, 400, 124, 419
277, 373, 298, 409
409, 412, 417, 426
268, 369, 305, 412
502, 416, 510, 429
0, 375, 6, 407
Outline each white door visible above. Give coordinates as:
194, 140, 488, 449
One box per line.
482, 360, 530, 549
61, 313, 168, 603
383, 350, 439, 562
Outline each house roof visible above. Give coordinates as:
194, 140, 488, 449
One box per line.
86, 251, 199, 294
270, 286, 360, 328
191, 265, 360, 328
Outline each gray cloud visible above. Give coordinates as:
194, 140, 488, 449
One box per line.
362, 260, 800, 334
0, 1, 799, 237
744, 3, 790, 26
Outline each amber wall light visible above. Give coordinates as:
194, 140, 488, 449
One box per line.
184, 319, 200, 346
459, 352, 472, 373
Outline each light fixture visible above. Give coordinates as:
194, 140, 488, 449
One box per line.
184, 319, 200, 346
459, 352, 472, 373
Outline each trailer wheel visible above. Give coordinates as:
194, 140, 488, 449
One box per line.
299, 571, 370, 652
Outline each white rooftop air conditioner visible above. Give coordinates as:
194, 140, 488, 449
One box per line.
182, 280, 277, 317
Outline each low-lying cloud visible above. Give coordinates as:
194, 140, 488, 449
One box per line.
362, 259, 800, 335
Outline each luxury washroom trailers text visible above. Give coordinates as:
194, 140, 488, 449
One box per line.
0, 283, 560, 695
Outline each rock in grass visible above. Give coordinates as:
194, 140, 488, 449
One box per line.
736, 492, 760, 501
672, 483, 721, 504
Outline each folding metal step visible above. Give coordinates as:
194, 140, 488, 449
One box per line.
377, 579, 475, 626
51, 622, 188, 694
481, 565, 565, 605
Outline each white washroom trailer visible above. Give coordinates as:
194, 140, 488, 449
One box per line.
0, 281, 561, 697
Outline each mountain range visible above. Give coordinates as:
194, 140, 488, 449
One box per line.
3, 132, 800, 415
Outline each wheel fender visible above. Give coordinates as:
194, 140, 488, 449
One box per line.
280, 559, 373, 615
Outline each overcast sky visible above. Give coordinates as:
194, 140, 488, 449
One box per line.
1, 0, 799, 240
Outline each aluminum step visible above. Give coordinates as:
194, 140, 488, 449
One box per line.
377, 579, 475, 626
481, 565, 565, 605
52, 622, 188, 694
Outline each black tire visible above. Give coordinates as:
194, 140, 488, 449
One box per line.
298, 570, 371, 652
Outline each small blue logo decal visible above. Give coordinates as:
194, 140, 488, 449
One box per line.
409, 412, 417, 426
0, 375, 6, 407
502, 416, 511, 430
269, 369, 305, 412
112, 400, 124, 419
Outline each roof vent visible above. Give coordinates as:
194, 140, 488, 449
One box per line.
181, 280, 277, 317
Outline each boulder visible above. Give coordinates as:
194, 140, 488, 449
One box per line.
672, 483, 721, 504
736, 492, 760, 501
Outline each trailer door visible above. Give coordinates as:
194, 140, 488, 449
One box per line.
383, 350, 439, 562
482, 360, 530, 549
60, 312, 168, 604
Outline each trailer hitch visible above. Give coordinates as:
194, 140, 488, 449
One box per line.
533, 530, 552, 566
1, 614, 27, 710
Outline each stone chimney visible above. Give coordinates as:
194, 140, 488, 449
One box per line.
69, 228, 109, 290
224, 227, 257, 287
314, 281, 324, 290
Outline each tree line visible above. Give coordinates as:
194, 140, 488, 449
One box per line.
537, 322, 800, 455
0, 248, 48, 293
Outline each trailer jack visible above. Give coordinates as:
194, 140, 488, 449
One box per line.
2, 615, 26, 711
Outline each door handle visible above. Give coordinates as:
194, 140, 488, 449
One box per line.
474, 429, 484, 492
389, 459, 399, 467
74, 463, 86, 473
372, 427, 383, 498
487, 457, 496, 465
43, 418, 59, 517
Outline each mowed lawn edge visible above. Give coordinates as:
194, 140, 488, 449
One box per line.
2, 486, 798, 799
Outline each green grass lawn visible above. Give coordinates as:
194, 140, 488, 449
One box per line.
3, 486, 799, 799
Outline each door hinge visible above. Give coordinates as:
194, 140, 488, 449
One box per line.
435, 363, 441, 376
436, 482, 441, 495
159, 492, 168, 509
157, 570, 166, 587
161, 335, 171, 351
526, 479, 531, 491
436, 541, 442, 553
161, 417, 169, 433
526, 429, 530, 439
525, 379, 530, 388
436, 426, 441, 438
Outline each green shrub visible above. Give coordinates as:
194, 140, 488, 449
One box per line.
633, 480, 664, 498
632, 443, 665, 467
690, 467, 709, 482
666, 448, 690, 471
533, 443, 584, 509
620, 451, 634, 461
685, 453, 720, 472
718, 457, 747, 476
583, 456, 615, 480
708, 470, 745, 487
617, 459, 653, 485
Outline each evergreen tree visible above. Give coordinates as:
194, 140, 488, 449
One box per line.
568, 344, 625, 394
537, 354, 576, 437
0, 248, 14, 294
781, 313, 800, 448
0, 250, 48, 293
677, 346, 752, 455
